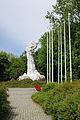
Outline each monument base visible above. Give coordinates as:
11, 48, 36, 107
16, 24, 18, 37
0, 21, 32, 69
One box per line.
19, 71, 45, 81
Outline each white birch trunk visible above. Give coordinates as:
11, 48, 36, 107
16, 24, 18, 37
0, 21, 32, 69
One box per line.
68, 13, 72, 82
52, 29, 54, 83
64, 20, 67, 82
49, 30, 51, 82
47, 32, 49, 84
58, 28, 60, 84
60, 26, 63, 84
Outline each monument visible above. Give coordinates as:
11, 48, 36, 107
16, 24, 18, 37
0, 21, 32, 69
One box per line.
19, 40, 45, 81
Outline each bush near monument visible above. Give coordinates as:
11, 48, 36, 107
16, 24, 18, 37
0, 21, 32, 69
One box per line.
32, 81, 80, 120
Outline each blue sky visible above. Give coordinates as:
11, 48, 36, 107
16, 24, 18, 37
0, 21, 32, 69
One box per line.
0, 0, 56, 55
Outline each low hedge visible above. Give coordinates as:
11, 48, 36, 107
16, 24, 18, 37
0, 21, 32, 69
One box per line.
0, 79, 46, 88
0, 86, 10, 120
32, 81, 80, 120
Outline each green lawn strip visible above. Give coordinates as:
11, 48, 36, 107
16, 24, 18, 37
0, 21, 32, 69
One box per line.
0, 79, 46, 88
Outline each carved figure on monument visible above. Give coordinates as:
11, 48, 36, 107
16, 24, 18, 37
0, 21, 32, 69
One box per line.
19, 40, 45, 81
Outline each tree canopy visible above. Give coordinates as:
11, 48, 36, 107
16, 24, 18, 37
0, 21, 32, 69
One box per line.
0, 0, 80, 81
0, 51, 26, 81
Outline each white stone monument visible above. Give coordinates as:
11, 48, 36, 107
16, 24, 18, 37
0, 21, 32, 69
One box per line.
19, 40, 45, 81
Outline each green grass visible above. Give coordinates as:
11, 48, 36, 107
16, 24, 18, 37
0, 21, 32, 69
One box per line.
32, 81, 80, 120
0, 79, 46, 88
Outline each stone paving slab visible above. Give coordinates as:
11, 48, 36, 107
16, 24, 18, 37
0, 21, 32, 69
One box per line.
7, 88, 51, 120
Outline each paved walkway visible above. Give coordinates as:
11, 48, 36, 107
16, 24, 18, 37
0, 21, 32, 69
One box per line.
7, 88, 51, 120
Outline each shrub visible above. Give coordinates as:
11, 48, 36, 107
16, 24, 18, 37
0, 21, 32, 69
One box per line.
32, 81, 80, 120
42, 82, 57, 92
0, 86, 10, 120
32, 92, 46, 105
0, 79, 46, 88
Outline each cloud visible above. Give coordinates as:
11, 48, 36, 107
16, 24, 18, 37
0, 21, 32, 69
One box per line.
0, 0, 56, 55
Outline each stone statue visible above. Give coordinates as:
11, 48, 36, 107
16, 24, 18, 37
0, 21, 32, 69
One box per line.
19, 40, 45, 81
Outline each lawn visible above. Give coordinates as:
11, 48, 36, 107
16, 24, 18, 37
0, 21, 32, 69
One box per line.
0, 79, 46, 88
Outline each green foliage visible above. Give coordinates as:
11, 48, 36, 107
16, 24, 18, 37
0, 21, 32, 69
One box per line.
0, 79, 46, 88
32, 81, 80, 120
20, 51, 27, 72
32, 92, 46, 106
7, 57, 25, 79
42, 82, 57, 92
0, 51, 10, 81
0, 51, 26, 81
34, 0, 80, 81
46, 0, 80, 23
0, 86, 10, 120
0, 0, 80, 82
34, 33, 47, 77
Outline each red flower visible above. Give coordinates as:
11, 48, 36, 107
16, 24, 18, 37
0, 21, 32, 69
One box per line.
34, 84, 42, 91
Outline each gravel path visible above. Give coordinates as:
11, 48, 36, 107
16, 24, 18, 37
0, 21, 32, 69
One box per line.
7, 88, 51, 120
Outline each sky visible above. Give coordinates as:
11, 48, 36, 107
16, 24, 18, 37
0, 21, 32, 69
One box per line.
0, 0, 56, 56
